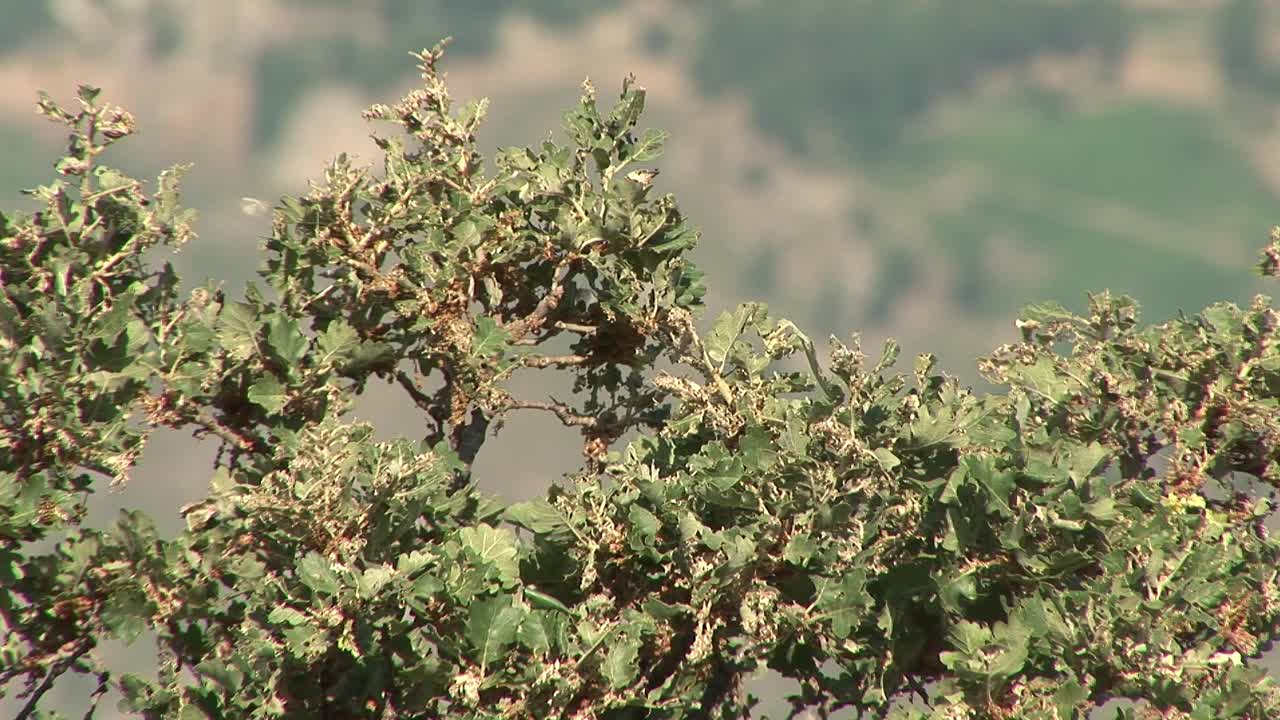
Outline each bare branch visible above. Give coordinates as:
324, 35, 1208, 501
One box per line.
15, 639, 93, 720
191, 410, 263, 453
506, 398, 603, 428
554, 321, 598, 334
506, 260, 575, 342
454, 407, 490, 466
521, 354, 592, 369
395, 370, 435, 411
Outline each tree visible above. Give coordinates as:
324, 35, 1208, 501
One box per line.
4, 44, 1280, 719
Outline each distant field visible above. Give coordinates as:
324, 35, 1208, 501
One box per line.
879, 98, 1275, 323
0, 123, 56, 202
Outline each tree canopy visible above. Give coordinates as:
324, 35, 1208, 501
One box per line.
3, 45, 1280, 719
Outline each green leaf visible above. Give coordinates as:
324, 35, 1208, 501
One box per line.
627, 504, 661, 550
739, 426, 779, 471
342, 340, 396, 376
297, 552, 341, 596
946, 620, 992, 655
1053, 680, 1089, 719
267, 606, 308, 626
610, 81, 646, 130
460, 524, 520, 587
280, 195, 305, 223
465, 595, 522, 670
1067, 442, 1109, 488
524, 587, 573, 615
783, 533, 818, 566
1011, 357, 1070, 403
943, 506, 978, 553
266, 314, 308, 365
706, 304, 758, 367
665, 410, 705, 437
722, 532, 757, 570
499, 146, 539, 171
603, 636, 641, 689
504, 499, 572, 541
780, 416, 811, 455
247, 375, 288, 413
178, 314, 217, 353
642, 598, 689, 619
1202, 303, 1243, 335
317, 319, 359, 367
938, 572, 977, 613
961, 455, 1014, 517
216, 302, 260, 359
988, 621, 1030, 678
816, 571, 869, 639
517, 611, 553, 654
695, 452, 745, 492
89, 301, 133, 344
282, 624, 324, 657
195, 659, 245, 694
630, 128, 670, 163
1017, 301, 1077, 330
356, 565, 395, 599
907, 403, 957, 448
77, 84, 102, 104
470, 316, 511, 360
1084, 497, 1117, 521
454, 219, 481, 246
102, 587, 149, 645
563, 108, 598, 147
873, 447, 901, 471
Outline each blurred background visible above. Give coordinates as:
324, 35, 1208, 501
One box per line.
4, 0, 1280, 716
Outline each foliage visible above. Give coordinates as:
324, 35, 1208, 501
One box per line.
691, 0, 1133, 161
5, 44, 1280, 719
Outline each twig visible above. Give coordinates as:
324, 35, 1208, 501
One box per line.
507, 399, 603, 428
507, 260, 575, 342
80, 671, 110, 720
395, 370, 435, 411
15, 639, 93, 720
521, 354, 592, 369
454, 407, 490, 466
191, 409, 263, 453
554, 321, 598, 334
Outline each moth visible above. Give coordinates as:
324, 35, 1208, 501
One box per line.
626, 168, 659, 186
240, 197, 271, 217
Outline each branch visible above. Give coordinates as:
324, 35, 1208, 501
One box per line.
521, 354, 592, 369
395, 370, 435, 412
454, 407, 490, 466
81, 670, 110, 720
506, 399, 603, 428
190, 409, 263, 453
554, 321, 598, 334
510, 321, 596, 347
506, 260, 575, 342
15, 639, 93, 720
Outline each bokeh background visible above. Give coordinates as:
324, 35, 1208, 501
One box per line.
5, 0, 1280, 716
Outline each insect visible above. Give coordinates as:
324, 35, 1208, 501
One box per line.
625, 168, 659, 186
239, 197, 271, 217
